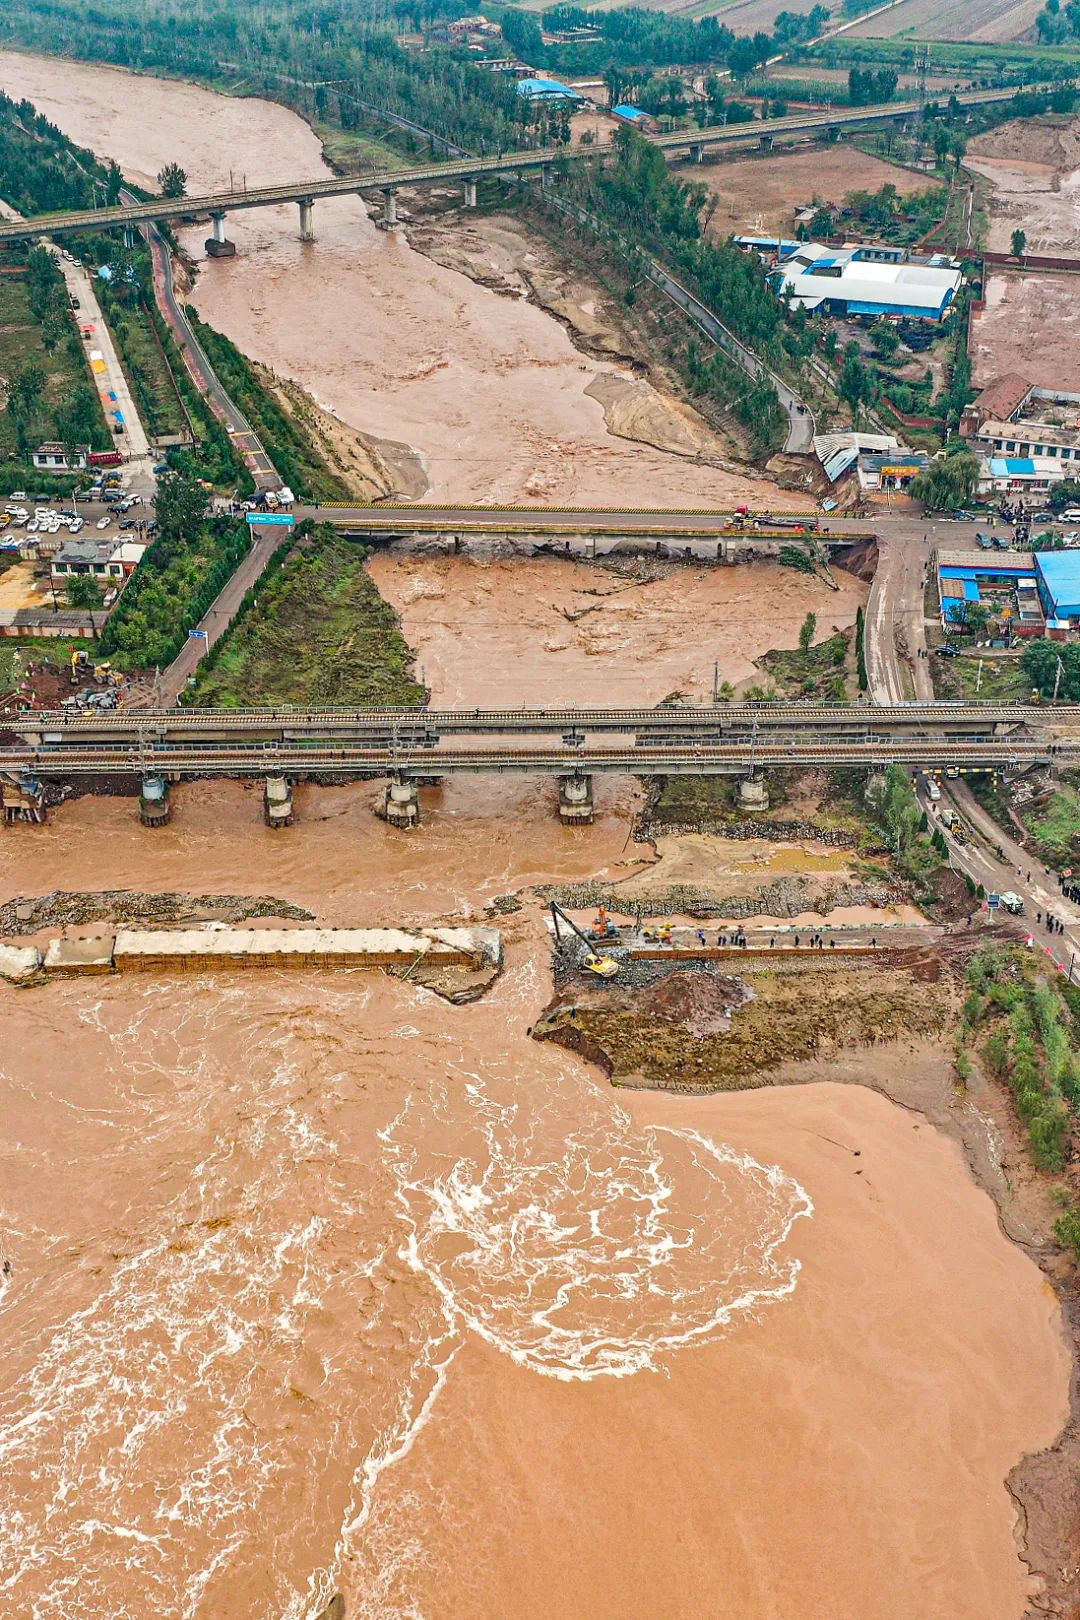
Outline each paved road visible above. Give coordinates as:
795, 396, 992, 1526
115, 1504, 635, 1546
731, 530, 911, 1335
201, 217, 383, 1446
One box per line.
159, 520, 286, 701
121, 189, 279, 492
0, 199, 156, 495
865, 516, 1080, 973
300, 502, 848, 540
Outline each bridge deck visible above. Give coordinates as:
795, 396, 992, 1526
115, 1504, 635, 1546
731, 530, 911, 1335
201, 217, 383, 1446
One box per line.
8, 702, 1068, 736
1, 739, 1066, 777
0, 89, 1018, 243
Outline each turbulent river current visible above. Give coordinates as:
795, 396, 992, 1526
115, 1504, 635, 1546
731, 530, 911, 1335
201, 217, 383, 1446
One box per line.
0, 49, 1072, 1620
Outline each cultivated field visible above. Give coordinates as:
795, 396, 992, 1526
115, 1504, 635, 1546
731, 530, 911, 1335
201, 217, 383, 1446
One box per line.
702, 143, 937, 237
844, 0, 1042, 41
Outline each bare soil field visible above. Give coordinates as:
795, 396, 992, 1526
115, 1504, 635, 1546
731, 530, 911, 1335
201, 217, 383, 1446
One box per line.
971, 272, 1080, 392
703, 144, 936, 238
965, 114, 1080, 253
845, 0, 1041, 38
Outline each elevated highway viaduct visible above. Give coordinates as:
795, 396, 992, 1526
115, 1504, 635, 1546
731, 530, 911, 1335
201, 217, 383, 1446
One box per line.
3, 701, 1073, 827
0, 88, 1022, 249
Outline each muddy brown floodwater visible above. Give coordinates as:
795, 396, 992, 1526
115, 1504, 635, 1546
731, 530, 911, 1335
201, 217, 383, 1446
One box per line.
0, 50, 804, 510
369, 552, 866, 701
0, 47, 1073, 1620
0, 792, 1070, 1620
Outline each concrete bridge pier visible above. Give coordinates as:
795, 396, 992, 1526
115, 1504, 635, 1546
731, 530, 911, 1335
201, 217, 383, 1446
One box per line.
1, 773, 47, 824
738, 773, 769, 811
139, 776, 171, 827
759, 133, 774, 151
122, 224, 136, 250
463, 177, 478, 208
382, 188, 398, 227
688, 142, 704, 164
541, 164, 554, 188
298, 197, 315, 242
381, 775, 419, 830
205, 210, 236, 258
559, 772, 594, 826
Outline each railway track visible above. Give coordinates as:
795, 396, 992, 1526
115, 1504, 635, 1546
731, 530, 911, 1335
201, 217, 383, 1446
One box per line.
2, 739, 1069, 777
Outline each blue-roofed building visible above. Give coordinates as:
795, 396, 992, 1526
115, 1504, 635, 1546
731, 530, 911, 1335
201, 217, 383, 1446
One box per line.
516, 76, 584, 103
1036, 552, 1080, 624
611, 104, 657, 130
935, 550, 1040, 631
980, 454, 1071, 496
770, 241, 962, 320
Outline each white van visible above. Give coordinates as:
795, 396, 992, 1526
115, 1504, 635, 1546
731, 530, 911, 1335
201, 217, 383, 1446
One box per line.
926, 780, 941, 802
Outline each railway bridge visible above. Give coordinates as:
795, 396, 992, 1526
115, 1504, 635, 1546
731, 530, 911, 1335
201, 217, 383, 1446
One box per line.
2, 700, 1073, 828
0, 89, 1021, 252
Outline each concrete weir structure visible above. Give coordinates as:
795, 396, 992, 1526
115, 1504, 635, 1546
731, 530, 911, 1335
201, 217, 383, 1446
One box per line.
34, 925, 502, 978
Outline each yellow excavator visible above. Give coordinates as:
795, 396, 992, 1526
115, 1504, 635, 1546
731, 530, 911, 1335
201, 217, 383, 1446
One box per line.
70, 649, 117, 686
550, 901, 620, 979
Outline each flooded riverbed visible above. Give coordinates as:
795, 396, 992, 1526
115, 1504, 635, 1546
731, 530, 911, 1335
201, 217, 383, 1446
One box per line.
0, 792, 1071, 1620
0, 47, 1072, 1620
0, 50, 803, 508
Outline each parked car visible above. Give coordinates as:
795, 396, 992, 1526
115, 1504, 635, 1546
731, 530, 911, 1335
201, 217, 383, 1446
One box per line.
96, 516, 110, 530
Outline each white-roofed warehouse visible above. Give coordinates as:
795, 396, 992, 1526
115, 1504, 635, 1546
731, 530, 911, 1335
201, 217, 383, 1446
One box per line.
771, 243, 962, 321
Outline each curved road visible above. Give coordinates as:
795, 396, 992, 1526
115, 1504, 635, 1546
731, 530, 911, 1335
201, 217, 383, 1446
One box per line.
121, 190, 278, 491
866, 521, 1080, 971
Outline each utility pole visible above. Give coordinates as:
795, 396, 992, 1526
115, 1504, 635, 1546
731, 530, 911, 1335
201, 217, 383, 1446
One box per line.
1054, 653, 1065, 703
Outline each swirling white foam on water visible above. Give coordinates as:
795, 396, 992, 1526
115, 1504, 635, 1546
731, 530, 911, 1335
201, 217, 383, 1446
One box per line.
0, 968, 811, 1619
378, 1088, 812, 1382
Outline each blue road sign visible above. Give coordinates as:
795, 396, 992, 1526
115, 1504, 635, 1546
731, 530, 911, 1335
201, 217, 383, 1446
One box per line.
987, 893, 1001, 910
246, 511, 294, 526
188, 628, 208, 640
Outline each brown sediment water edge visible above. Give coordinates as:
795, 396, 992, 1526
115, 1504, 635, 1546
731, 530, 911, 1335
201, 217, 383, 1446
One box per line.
0, 43, 1073, 1620
0, 779, 1072, 1619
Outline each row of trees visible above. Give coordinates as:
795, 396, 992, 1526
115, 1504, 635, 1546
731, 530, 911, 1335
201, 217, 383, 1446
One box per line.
98, 475, 250, 667
509, 4, 826, 80
1035, 0, 1080, 44
0, 89, 122, 214
847, 66, 899, 106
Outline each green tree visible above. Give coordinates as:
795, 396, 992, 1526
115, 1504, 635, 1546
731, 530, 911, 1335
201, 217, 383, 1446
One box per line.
157, 161, 188, 198
868, 764, 920, 856
67, 573, 105, 635
839, 344, 872, 427
1011, 227, 1027, 259
869, 318, 900, 361
909, 451, 981, 511
6, 359, 47, 450
798, 610, 817, 652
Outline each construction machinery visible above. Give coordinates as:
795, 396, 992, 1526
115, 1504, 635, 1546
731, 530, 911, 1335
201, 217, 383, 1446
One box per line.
588, 905, 618, 943
549, 901, 620, 979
